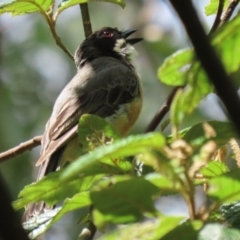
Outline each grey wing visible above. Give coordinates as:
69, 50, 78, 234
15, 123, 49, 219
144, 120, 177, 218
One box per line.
36, 62, 140, 167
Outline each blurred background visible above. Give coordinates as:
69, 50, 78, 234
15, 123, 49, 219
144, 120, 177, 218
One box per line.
0, 0, 227, 239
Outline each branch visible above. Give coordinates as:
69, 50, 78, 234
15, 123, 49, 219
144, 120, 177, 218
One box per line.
0, 173, 30, 240
80, 3, 92, 38
220, 0, 240, 26
145, 86, 182, 132
209, 0, 224, 34
168, 0, 240, 137
0, 136, 42, 163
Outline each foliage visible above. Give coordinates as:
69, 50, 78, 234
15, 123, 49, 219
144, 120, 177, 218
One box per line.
1, 0, 240, 239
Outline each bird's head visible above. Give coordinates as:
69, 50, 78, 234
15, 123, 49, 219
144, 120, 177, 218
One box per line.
75, 27, 143, 68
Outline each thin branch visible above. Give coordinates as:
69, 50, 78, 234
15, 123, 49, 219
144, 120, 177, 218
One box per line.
220, 0, 240, 26
0, 136, 42, 163
0, 173, 30, 240
145, 86, 182, 133
29, 1, 74, 60
209, 0, 225, 34
78, 220, 96, 240
168, 0, 240, 137
80, 3, 92, 38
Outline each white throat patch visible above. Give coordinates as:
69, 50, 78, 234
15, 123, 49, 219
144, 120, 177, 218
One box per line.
113, 39, 136, 58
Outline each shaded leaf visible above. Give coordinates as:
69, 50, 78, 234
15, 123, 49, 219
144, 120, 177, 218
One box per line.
98, 216, 184, 240
90, 176, 159, 224
162, 220, 203, 240
60, 132, 165, 181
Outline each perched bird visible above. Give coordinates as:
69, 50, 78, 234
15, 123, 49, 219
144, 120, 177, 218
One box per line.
23, 27, 143, 221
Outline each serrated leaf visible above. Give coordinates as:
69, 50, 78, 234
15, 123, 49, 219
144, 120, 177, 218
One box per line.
57, 0, 125, 15
13, 169, 103, 210
60, 132, 165, 181
205, 0, 229, 16
198, 223, 240, 240
78, 114, 120, 150
90, 176, 159, 224
0, 0, 53, 16
183, 121, 235, 147
200, 161, 229, 178
98, 216, 184, 240
208, 169, 240, 204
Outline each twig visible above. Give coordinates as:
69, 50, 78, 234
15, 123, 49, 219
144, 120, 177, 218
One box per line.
29, 1, 74, 61
209, 0, 225, 34
0, 173, 30, 240
169, 0, 240, 138
220, 0, 240, 26
145, 86, 182, 133
78, 220, 96, 240
0, 136, 42, 163
80, 3, 92, 38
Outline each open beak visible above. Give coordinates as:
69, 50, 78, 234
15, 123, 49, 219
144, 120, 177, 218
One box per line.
121, 29, 143, 45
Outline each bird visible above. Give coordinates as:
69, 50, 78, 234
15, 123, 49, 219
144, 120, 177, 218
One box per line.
22, 26, 143, 222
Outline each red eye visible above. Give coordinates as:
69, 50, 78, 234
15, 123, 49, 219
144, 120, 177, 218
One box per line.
101, 31, 114, 38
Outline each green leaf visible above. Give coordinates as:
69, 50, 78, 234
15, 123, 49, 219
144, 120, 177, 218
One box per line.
208, 169, 240, 204
198, 223, 240, 240
170, 88, 184, 128
57, 0, 125, 15
158, 49, 193, 86
13, 170, 103, 210
98, 216, 184, 240
60, 132, 165, 181
90, 176, 159, 224
0, 0, 53, 16
78, 114, 120, 150
200, 161, 229, 178
145, 173, 182, 192
183, 121, 235, 147
162, 220, 203, 240
205, 0, 229, 16
158, 15, 240, 116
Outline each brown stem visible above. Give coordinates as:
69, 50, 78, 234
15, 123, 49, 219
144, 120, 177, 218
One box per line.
145, 86, 183, 133
0, 136, 42, 163
80, 3, 92, 38
220, 0, 240, 26
209, 0, 225, 34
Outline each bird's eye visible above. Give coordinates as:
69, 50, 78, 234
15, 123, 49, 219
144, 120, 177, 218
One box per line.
101, 31, 114, 38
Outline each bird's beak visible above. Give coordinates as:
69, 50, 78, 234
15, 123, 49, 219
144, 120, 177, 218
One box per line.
121, 29, 143, 45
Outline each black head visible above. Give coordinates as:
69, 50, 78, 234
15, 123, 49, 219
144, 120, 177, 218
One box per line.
75, 27, 143, 68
